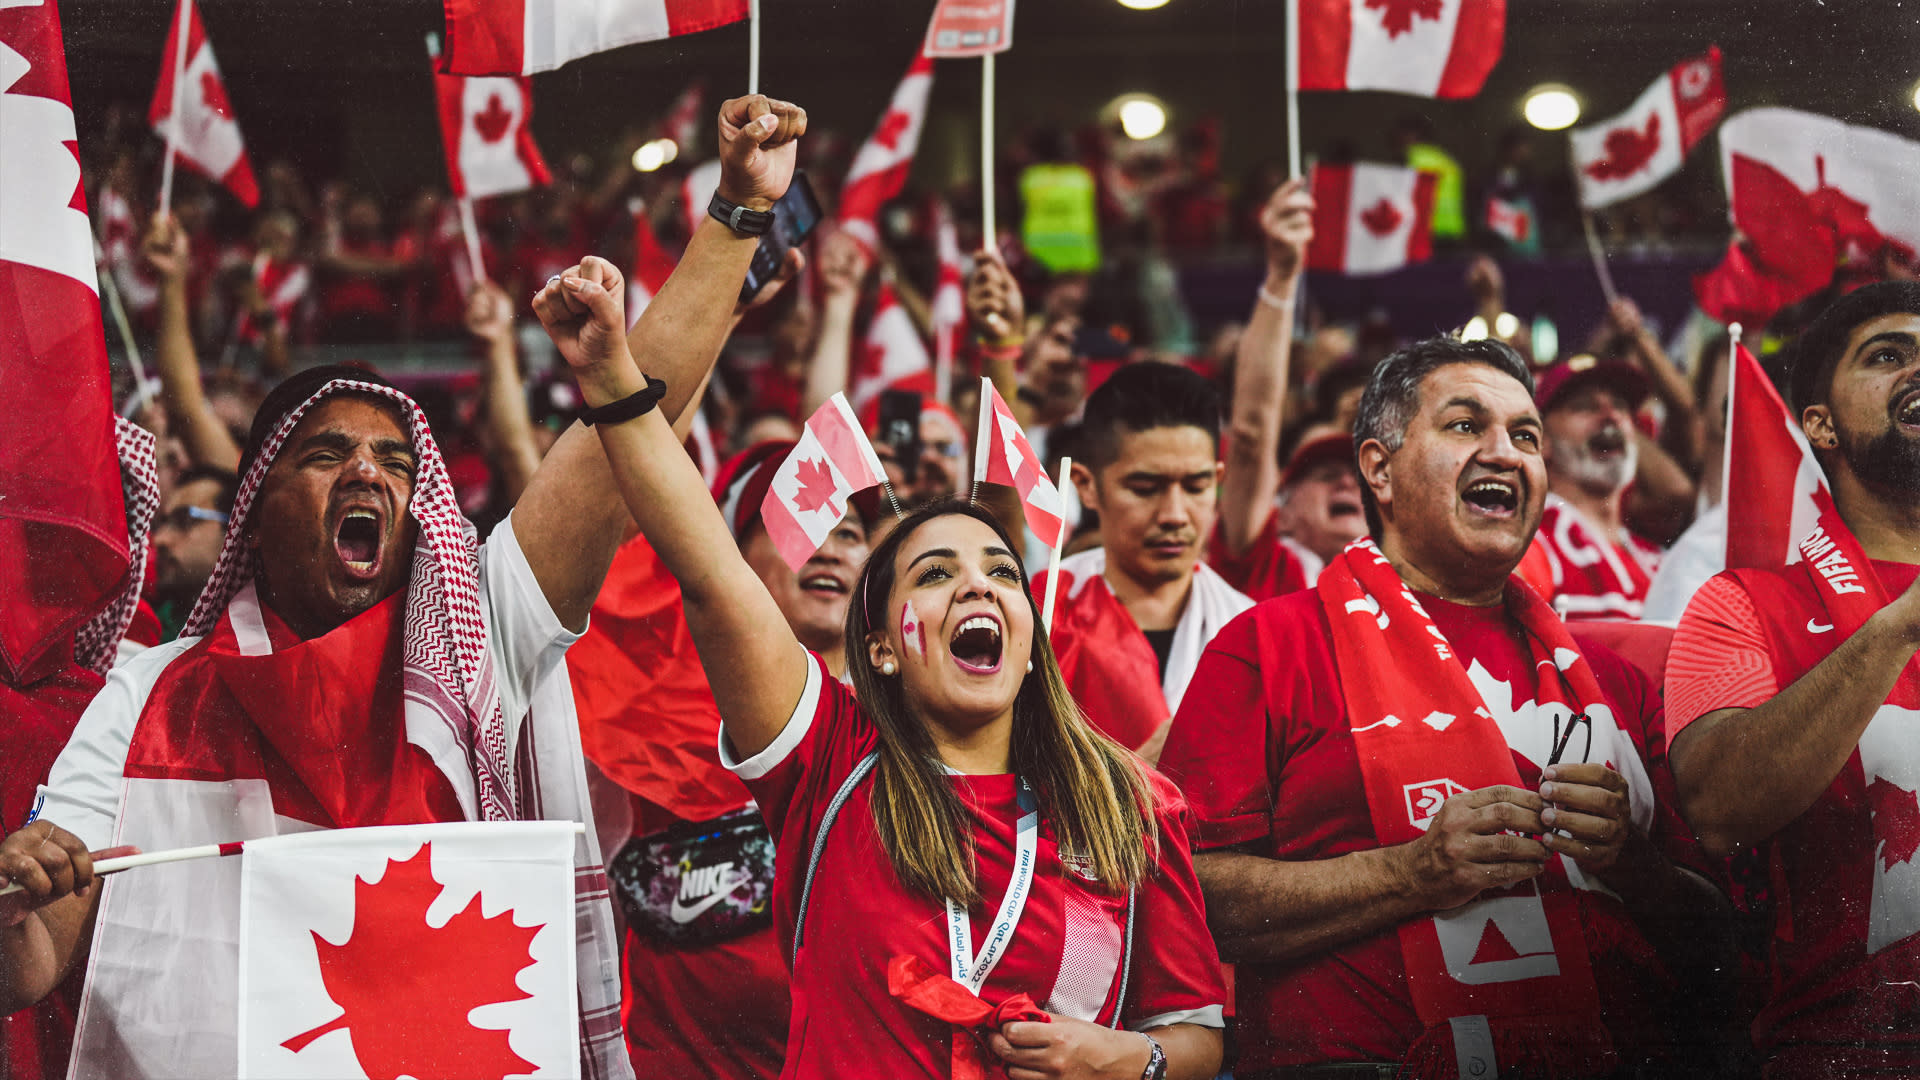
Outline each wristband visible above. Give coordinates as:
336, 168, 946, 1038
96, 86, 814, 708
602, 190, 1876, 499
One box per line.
1257, 283, 1295, 311
707, 192, 775, 237
580, 375, 668, 427
1139, 1033, 1167, 1080
977, 340, 1025, 363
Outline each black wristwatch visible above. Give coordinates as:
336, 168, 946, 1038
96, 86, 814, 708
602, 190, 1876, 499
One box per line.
1139, 1033, 1167, 1080
580, 375, 668, 427
708, 192, 775, 236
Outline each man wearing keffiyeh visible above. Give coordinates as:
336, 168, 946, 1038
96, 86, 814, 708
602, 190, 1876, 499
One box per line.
0, 92, 809, 1080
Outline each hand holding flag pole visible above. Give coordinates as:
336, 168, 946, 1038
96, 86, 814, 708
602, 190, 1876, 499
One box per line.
1040, 455, 1072, 632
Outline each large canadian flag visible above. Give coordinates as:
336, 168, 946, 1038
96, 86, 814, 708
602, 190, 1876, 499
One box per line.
762, 394, 889, 571
1306, 162, 1437, 276
975, 378, 1065, 549
1571, 48, 1725, 209
850, 281, 935, 414
238, 822, 580, 1079
149, 0, 259, 207
434, 66, 551, 201
441, 0, 748, 76
1298, 0, 1504, 99
838, 52, 934, 255
0, 0, 133, 680
1723, 339, 1827, 572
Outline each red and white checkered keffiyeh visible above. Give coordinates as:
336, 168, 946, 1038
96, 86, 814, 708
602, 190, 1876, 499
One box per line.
75, 416, 159, 675
176, 378, 631, 1079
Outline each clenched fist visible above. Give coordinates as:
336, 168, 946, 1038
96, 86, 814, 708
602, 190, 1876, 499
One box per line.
716, 95, 808, 213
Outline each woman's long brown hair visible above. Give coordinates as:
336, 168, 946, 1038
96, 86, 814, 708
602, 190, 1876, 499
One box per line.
844, 499, 1155, 907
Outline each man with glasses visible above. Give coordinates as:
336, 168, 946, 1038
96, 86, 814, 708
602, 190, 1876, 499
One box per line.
149, 465, 236, 639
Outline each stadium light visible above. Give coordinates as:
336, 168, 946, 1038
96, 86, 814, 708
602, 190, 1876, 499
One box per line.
1911, 80, 1920, 112
1523, 86, 1581, 131
1116, 96, 1168, 140
1117, 0, 1170, 8
631, 138, 679, 173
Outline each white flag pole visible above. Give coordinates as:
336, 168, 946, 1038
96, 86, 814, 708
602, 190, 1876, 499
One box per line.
156, 0, 193, 218
981, 53, 998, 251
748, 0, 761, 95
1581, 210, 1619, 306
93, 237, 151, 392
458, 196, 488, 285
972, 375, 992, 504
1720, 322, 1741, 518
1285, 0, 1302, 180
1041, 455, 1072, 633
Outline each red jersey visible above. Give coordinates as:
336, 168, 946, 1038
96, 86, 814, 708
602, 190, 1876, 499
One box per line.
1667, 562, 1920, 1077
727, 655, 1226, 1079
1160, 590, 1696, 1073
1204, 514, 1318, 603
1536, 496, 1661, 622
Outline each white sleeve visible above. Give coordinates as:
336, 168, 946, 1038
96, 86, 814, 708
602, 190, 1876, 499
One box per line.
35, 637, 200, 852
478, 512, 583, 727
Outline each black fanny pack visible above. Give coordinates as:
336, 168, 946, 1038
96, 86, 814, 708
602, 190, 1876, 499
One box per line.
609, 804, 776, 947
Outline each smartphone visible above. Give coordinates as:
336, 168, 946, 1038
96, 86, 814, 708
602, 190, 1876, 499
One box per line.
739, 170, 824, 304
876, 389, 924, 486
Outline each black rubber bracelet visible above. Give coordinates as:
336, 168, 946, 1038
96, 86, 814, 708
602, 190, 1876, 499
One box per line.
708, 192, 775, 236
580, 375, 668, 427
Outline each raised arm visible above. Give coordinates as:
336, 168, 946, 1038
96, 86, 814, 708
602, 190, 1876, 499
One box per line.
1217, 178, 1312, 556
464, 281, 543, 505
142, 218, 241, 472
965, 248, 1030, 427
800, 229, 870, 418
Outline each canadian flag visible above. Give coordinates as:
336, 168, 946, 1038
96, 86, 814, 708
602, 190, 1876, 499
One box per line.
931, 203, 966, 396
1696, 108, 1920, 326
237, 822, 580, 1079
1723, 339, 1828, 572
0, 0, 134, 679
1298, 0, 1504, 99
433, 66, 551, 201
149, 0, 259, 207
975, 378, 1065, 549
1485, 195, 1532, 246
626, 203, 677, 328
850, 281, 935, 414
761, 393, 889, 572
1306, 162, 1437, 276
441, 0, 748, 76
838, 52, 934, 254
1571, 48, 1725, 209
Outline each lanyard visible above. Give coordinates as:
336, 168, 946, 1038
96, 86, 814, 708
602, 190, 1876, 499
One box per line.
946, 779, 1039, 995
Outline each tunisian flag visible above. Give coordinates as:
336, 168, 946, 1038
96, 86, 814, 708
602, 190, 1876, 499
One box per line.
0, 0, 133, 681
434, 66, 551, 200
975, 378, 1066, 549
238, 823, 580, 1079
761, 394, 888, 571
149, 0, 259, 207
838, 52, 934, 255
441, 0, 748, 76
1298, 0, 1504, 98
1306, 162, 1437, 276
1571, 48, 1725, 209
1723, 339, 1828, 572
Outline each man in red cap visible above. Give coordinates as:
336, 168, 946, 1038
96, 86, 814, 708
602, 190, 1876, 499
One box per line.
1211, 424, 1365, 600
1533, 354, 1664, 621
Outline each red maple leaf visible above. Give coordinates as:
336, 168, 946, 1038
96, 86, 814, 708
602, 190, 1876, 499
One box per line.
198, 71, 233, 120
1867, 776, 1920, 872
473, 94, 514, 143
1583, 112, 1663, 183
280, 844, 543, 1079
790, 457, 840, 515
1363, 0, 1443, 38
1359, 198, 1404, 237
872, 110, 912, 152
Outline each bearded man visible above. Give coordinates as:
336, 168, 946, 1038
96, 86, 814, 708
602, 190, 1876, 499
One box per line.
1666, 281, 1920, 1078
0, 92, 809, 1080
1162, 337, 1726, 1078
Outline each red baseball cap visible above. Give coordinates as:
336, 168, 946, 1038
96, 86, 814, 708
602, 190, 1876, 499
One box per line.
1280, 431, 1356, 490
1532, 354, 1651, 414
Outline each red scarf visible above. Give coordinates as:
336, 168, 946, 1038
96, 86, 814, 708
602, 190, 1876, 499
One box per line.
127, 587, 463, 829
887, 955, 1049, 1080
1317, 541, 1614, 1077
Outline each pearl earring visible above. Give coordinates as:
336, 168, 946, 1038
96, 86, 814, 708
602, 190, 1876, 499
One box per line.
881, 661, 897, 676
1025, 661, 1033, 674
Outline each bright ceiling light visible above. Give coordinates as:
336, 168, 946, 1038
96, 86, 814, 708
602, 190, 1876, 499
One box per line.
1117, 0, 1170, 8
1911, 80, 1920, 112
631, 138, 678, 173
1523, 86, 1581, 131
1117, 97, 1167, 141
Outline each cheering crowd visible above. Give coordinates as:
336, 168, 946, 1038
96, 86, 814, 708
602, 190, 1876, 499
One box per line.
8, 8, 1920, 1076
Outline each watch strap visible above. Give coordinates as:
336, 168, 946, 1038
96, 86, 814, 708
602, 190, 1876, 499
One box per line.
707, 192, 775, 236
1140, 1032, 1167, 1080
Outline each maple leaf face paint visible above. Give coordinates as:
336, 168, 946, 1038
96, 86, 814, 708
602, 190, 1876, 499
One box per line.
901, 600, 926, 660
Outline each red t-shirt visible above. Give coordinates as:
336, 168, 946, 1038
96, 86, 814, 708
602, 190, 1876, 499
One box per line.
1204, 514, 1315, 603
728, 655, 1226, 1079
1536, 497, 1662, 622
1159, 589, 1694, 1072
1666, 561, 1920, 1077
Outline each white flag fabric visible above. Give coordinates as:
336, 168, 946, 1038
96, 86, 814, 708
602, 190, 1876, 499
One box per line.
850, 281, 934, 414
1298, 0, 1504, 99
148, 0, 258, 206
975, 378, 1065, 549
238, 821, 580, 1080
761, 393, 888, 572
1571, 48, 1725, 209
441, 0, 748, 76
838, 52, 934, 254
434, 67, 551, 201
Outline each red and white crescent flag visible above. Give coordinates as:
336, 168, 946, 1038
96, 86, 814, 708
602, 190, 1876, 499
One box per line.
1306, 162, 1437, 276
839, 52, 934, 255
1571, 47, 1725, 209
1724, 339, 1828, 572
850, 281, 935, 414
0, 0, 133, 679
761, 394, 888, 572
1298, 0, 1504, 99
433, 66, 551, 201
149, 0, 259, 207
237, 823, 580, 1079
440, 0, 748, 76
975, 378, 1065, 549
626, 203, 677, 328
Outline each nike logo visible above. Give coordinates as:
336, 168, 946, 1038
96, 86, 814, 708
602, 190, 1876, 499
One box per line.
1808, 619, 1835, 634
669, 869, 753, 924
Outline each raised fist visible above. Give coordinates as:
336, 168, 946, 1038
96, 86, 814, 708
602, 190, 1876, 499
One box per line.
141, 216, 190, 284
716, 95, 808, 213
530, 256, 630, 379
1260, 177, 1315, 284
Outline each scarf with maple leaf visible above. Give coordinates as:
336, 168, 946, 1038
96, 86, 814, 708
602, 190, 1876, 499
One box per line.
1317, 539, 1615, 1077
81, 380, 629, 1080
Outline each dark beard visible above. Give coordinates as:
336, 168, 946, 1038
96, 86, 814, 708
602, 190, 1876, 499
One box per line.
1846, 424, 1920, 500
